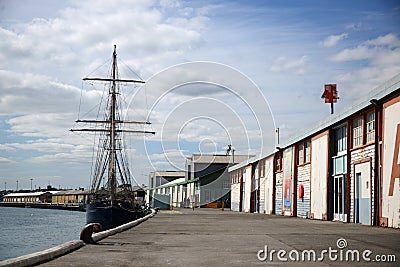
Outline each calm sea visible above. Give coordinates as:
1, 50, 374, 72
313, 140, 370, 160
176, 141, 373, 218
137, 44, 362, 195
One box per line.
0, 206, 85, 261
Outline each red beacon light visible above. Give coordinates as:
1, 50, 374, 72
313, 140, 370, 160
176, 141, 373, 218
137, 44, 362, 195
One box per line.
321, 84, 339, 114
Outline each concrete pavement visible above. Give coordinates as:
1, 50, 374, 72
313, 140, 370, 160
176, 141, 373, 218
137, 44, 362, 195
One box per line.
40, 208, 399, 266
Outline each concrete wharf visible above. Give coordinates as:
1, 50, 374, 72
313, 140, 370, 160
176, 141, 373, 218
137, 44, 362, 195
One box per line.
39, 208, 399, 266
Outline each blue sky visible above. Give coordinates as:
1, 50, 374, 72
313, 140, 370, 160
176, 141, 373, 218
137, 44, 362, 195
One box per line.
0, 0, 399, 189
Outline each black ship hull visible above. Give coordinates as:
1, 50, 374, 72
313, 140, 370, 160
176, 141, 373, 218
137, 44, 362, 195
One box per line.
86, 203, 143, 230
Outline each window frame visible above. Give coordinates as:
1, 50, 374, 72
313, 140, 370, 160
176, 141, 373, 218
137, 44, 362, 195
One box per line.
297, 140, 311, 166
353, 116, 363, 148
298, 143, 304, 165
335, 125, 347, 153
305, 141, 311, 163
366, 111, 375, 144
223, 178, 231, 189
275, 152, 283, 172
259, 159, 266, 177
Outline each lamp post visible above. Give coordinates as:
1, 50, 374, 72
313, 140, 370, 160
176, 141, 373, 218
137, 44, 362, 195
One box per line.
226, 144, 235, 164
16, 180, 18, 191
30, 178, 33, 191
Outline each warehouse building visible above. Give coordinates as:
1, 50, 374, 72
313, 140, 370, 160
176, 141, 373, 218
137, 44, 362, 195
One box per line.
52, 189, 89, 205
146, 171, 185, 207
3, 192, 53, 203
229, 73, 400, 228
148, 153, 252, 209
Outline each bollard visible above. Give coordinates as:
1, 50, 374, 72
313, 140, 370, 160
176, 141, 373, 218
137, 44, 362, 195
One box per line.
221, 201, 224, 211
80, 223, 102, 244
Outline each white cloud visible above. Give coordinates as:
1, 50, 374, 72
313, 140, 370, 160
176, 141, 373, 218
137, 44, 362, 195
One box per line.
364, 33, 400, 47
321, 33, 348, 47
330, 45, 371, 61
29, 152, 90, 164
0, 0, 207, 80
345, 22, 362, 30
330, 33, 400, 62
330, 34, 400, 100
0, 157, 15, 164
269, 56, 307, 75
0, 70, 85, 116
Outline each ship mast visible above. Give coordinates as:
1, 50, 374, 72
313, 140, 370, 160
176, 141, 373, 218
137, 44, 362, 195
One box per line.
71, 45, 155, 206
109, 45, 117, 205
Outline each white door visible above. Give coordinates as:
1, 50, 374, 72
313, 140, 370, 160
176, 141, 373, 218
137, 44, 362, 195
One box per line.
354, 162, 371, 225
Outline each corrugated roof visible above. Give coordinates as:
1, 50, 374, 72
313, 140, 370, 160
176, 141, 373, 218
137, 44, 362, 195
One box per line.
151, 171, 185, 177
189, 154, 253, 164
4, 192, 54, 197
52, 190, 90, 195
161, 177, 186, 187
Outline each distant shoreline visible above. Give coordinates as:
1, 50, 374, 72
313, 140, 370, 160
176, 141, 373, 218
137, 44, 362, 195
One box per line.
0, 202, 85, 212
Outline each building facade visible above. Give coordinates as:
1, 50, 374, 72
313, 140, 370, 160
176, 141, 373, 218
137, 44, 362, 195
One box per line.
148, 154, 253, 209
52, 190, 89, 205
229, 73, 400, 228
147, 171, 185, 206
3, 192, 53, 203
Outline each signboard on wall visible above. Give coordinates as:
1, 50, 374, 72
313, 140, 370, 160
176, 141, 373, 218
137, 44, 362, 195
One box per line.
283, 147, 293, 211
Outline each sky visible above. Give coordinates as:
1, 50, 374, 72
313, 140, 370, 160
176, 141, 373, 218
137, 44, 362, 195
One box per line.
0, 0, 399, 190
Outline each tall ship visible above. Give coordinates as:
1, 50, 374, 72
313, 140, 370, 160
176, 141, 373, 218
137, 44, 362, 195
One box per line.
71, 45, 155, 230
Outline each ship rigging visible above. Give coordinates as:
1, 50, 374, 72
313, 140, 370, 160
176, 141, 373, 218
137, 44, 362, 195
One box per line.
71, 45, 154, 229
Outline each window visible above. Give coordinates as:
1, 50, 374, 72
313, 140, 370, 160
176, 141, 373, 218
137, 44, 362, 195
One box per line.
366, 112, 375, 143
353, 117, 363, 147
205, 190, 211, 202
231, 169, 243, 184
223, 179, 231, 189
305, 141, 311, 163
275, 152, 283, 172
333, 155, 347, 175
259, 159, 266, 177
298, 143, 304, 165
297, 140, 310, 165
334, 125, 347, 153
231, 171, 237, 184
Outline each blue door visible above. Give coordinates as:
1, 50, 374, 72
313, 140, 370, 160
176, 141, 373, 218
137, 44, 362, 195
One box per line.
355, 171, 371, 225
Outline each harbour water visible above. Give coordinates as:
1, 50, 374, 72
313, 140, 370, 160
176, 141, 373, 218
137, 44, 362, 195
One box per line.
0, 206, 85, 261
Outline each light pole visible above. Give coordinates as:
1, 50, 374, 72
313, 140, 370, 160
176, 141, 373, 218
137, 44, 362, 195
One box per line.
16, 180, 18, 191
226, 144, 235, 164
4, 182, 6, 193
30, 178, 33, 191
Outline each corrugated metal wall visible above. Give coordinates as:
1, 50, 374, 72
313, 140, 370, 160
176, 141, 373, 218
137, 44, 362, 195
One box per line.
231, 182, 240, 211
297, 164, 311, 218
275, 172, 283, 215
259, 176, 265, 212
